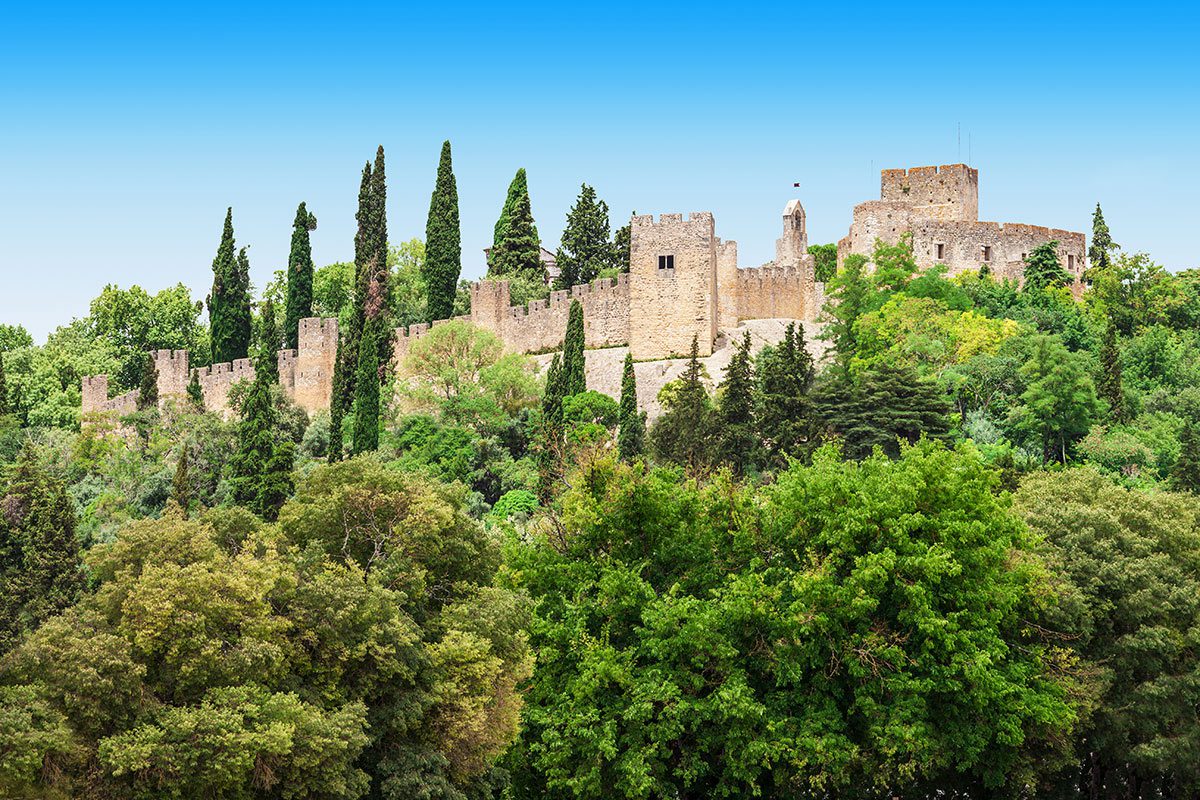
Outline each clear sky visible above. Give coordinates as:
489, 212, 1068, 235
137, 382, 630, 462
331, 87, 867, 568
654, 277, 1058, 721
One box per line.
2, 1, 1196, 340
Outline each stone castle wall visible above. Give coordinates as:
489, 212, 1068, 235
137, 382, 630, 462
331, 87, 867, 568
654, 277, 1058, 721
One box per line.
82, 316, 338, 421
841, 164, 1087, 289
629, 212, 718, 360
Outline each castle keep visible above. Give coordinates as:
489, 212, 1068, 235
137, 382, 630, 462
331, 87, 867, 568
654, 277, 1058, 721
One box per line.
82, 164, 1087, 419
839, 164, 1087, 288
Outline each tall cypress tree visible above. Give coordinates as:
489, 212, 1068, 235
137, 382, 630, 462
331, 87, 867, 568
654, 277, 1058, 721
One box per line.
256, 299, 280, 383
562, 300, 585, 396
542, 353, 566, 430
489, 191, 543, 283
537, 353, 567, 503
136, 352, 158, 411
718, 332, 757, 474
284, 201, 318, 349
208, 208, 242, 364
492, 168, 538, 252
367, 146, 392, 381
229, 347, 294, 520
0, 352, 8, 415
555, 183, 614, 289
617, 352, 644, 460
338, 160, 375, 419
757, 322, 816, 467
423, 140, 462, 322
0, 441, 84, 654
1098, 320, 1128, 423
230, 247, 253, 360
1089, 203, 1118, 271
1172, 421, 1200, 494
328, 334, 346, 463
352, 286, 384, 454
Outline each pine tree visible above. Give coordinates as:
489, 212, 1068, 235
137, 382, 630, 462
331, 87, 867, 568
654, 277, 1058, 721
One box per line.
0, 352, 8, 415
187, 369, 204, 409
171, 445, 191, 516
492, 168, 538, 252
617, 353, 644, 460
0, 441, 84, 653
229, 351, 294, 521
137, 352, 158, 410
256, 298, 279, 384
489, 190, 544, 283
718, 332, 757, 473
1022, 241, 1071, 293
650, 336, 716, 470
351, 286, 384, 454
208, 208, 245, 364
423, 140, 462, 323
1098, 320, 1128, 423
284, 201, 318, 349
1089, 203, 1118, 271
555, 184, 614, 289
562, 300, 585, 396
756, 322, 816, 467
1172, 421, 1200, 494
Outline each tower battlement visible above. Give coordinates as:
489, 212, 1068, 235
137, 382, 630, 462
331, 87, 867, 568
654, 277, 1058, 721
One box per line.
880, 163, 979, 222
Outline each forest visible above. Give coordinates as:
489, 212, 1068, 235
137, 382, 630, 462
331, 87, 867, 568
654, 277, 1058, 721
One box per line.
1, 144, 1199, 800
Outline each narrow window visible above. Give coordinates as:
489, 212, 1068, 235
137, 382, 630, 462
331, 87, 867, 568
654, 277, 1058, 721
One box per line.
658, 255, 674, 270
982, 245, 993, 262
935, 243, 945, 260
1068, 254, 1076, 270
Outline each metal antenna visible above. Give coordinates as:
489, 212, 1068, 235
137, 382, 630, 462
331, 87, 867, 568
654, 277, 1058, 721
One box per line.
957, 122, 961, 161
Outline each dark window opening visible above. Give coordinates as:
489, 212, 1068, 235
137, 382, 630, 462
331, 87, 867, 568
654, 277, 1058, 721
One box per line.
658, 255, 674, 270
1068, 254, 1076, 270
935, 243, 945, 260
982, 245, 993, 262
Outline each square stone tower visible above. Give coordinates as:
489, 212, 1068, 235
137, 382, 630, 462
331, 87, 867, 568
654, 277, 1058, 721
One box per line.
629, 212, 718, 360
880, 164, 979, 222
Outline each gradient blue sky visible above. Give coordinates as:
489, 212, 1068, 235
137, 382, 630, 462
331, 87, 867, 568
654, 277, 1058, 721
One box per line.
2, 1, 1196, 340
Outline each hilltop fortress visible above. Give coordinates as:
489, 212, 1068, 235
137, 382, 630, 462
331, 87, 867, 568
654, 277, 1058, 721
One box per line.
82, 164, 1087, 419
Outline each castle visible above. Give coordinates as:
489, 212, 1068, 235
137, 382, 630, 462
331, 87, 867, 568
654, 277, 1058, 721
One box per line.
81, 164, 1087, 420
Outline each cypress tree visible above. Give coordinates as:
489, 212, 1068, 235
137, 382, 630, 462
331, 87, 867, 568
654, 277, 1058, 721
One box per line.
718, 332, 757, 474
0, 441, 84, 654
1089, 203, 1117, 271
562, 300, 585, 396
136, 352, 158, 410
256, 298, 279, 384
542, 353, 566, 430
171, 445, 191, 516
351, 286, 384, 454
423, 140, 462, 322
229, 351, 293, 521
339, 160, 375, 418
537, 353, 567, 503
650, 336, 716, 470
1098, 320, 1128, 423
1022, 241, 1071, 293
617, 352, 644, 460
208, 208, 242, 364
555, 183, 614, 289
612, 216, 632, 273
368, 146, 389, 321
230, 246, 254, 360
1172, 421, 1200, 494
284, 201, 318, 349
489, 190, 543, 283
757, 322, 816, 466
492, 168, 538, 251
187, 370, 204, 409
0, 352, 8, 415
328, 334, 346, 463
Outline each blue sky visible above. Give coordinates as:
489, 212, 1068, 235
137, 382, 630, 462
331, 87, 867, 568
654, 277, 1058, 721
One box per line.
2, 1, 1196, 339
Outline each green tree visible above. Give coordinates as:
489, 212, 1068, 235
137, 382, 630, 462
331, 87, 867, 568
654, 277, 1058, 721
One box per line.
1009, 334, 1099, 463
555, 183, 614, 289
651, 336, 716, 470
509, 443, 1078, 798
136, 351, 158, 411
612, 215, 631, 273
228, 350, 294, 520
255, 297, 280, 384
1089, 202, 1117, 271
822, 252, 873, 369
542, 353, 566, 431
187, 369, 204, 408
808, 242, 838, 282
0, 442, 84, 654
1015, 470, 1200, 799
562, 299, 585, 396
1171, 420, 1200, 493
423, 140, 461, 322
171, 444, 191, 514
328, 333, 347, 463
617, 352, 644, 460
717, 331, 756, 473
89, 282, 206, 386
1023, 241, 1071, 293
492, 167, 538, 251
756, 322, 816, 467
1097, 319, 1128, 422
0, 351, 9, 416
815, 361, 951, 460
488, 190, 544, 284
208, 208, 253, 364
351, 289, 383, 455
284, 201, 318, 349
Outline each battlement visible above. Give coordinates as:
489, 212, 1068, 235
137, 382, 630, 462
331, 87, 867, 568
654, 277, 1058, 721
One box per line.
152, 348, 190, 399
631, 212, 715, 234
880, 163, 979, 222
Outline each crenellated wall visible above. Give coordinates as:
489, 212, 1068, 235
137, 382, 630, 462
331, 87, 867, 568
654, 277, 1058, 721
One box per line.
193, 358, 256, 415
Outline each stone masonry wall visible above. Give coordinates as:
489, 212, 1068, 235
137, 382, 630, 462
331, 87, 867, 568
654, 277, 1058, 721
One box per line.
278, 317, 339, 414
880, 164, 979, 222
629, 212, 718, 360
